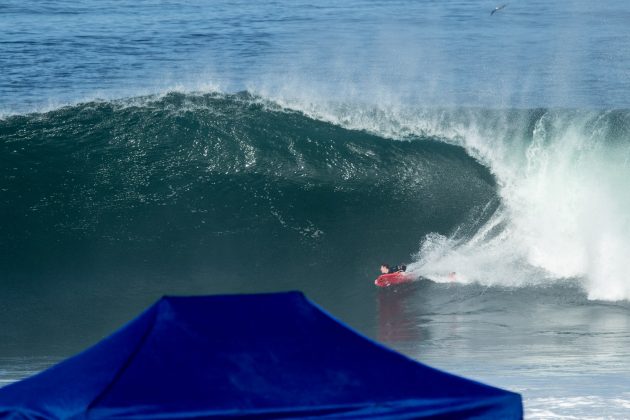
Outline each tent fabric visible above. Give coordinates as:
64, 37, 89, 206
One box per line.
0, 292, 522, 419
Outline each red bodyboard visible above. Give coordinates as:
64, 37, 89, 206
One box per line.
374, 272, 412, 287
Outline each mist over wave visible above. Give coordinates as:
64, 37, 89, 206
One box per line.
265, 96, 630, 301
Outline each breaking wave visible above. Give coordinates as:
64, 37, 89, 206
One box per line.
272, 96, 630, 301
2, 91, 630, 301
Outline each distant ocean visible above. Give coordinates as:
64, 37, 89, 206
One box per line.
2, 1, 630, 418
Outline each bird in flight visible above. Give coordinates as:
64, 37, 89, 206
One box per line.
491, 4, 507, 15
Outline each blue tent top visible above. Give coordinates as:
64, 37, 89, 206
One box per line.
0, 292, 522, 419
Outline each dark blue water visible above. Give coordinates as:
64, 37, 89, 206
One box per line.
2, 0, 630, 114
3, 1, 630, 418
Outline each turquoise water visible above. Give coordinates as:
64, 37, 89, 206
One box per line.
3, 1, 630, 418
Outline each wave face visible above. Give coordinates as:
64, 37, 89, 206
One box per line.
0, 93, 495, 323
272, 98, 630, 301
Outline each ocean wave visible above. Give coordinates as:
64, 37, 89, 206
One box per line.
3, 91, 630, 300
0, 92, 494, 292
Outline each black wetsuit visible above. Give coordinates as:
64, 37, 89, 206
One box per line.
389, 265, 406, 274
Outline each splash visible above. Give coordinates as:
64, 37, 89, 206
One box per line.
267, 96, 630, 301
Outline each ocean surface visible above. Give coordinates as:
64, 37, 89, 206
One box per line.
2, 1, 630, 418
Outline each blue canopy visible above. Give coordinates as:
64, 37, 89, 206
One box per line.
0, 292, 522, 418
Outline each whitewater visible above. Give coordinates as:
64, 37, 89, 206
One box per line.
3, 0, 630, 418
268, 100, 630, 301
